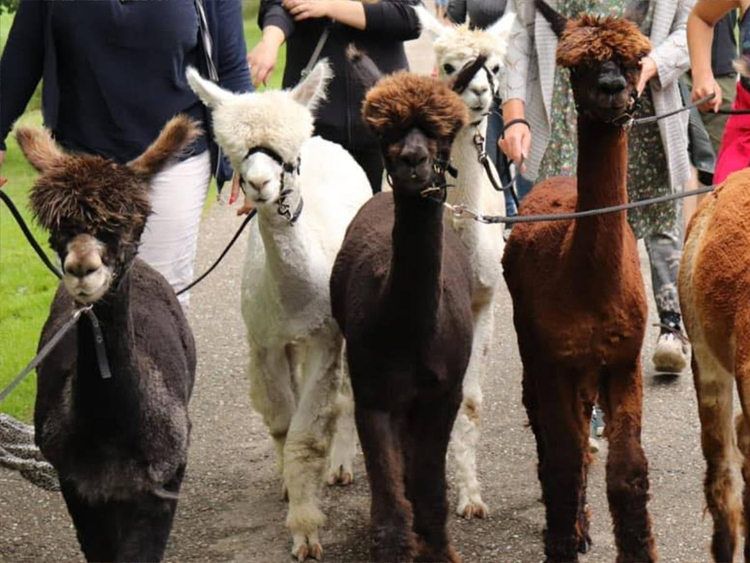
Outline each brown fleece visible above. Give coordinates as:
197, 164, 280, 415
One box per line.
18, 116, 200, 237
362, 72, 468, 142
557, 14, 652, 68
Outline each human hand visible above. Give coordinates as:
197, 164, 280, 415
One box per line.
691, 73, 722, 112
0, 151, 6, 188
636, 56, 657, 96
230, 173, 254, 216
499, 122, 531, 172
248, 35, 280, 87
282, 0, 331, 21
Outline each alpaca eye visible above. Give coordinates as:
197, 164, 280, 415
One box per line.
492, 65, 500, 74
443, 63, 456, 74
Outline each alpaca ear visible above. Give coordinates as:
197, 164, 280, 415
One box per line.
289, 60, 333, 113
534, 0, 568, 38
15, 127, 67, 172
186, 65, 233, 109
487, 11, 516, 54
128, 115, 202, 177
451, 54, 488, 94
414, 5, 447, 38
346, 44, 383, 92
624, 0, 649, 28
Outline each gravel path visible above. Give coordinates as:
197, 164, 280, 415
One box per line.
0, 31, 714, 563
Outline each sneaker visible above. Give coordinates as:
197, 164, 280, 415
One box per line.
652, 312, 689, 373
588, 436, 600, 454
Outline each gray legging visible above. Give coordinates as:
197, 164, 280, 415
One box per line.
643, 202, 683, 318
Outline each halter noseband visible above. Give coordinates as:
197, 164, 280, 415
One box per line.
242, 146, 304, 225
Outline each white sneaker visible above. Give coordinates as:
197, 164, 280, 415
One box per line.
652, 332, 688, 373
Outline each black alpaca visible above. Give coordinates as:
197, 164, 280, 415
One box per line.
17, 116, 199, 562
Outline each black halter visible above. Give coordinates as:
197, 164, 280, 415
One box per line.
242, 146, 304, 225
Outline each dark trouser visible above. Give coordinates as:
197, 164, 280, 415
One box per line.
350, 145, 384, 194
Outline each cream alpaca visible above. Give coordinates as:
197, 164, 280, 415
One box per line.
417, 6, 515, 519
187, 62, 371, 561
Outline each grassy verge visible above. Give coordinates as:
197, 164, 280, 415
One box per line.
0, 11, 284, 421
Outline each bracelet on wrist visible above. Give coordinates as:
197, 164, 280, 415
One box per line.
503, 118, 531, 135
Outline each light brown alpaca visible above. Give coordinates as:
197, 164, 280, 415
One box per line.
680, 166, 750, 562
502, 2, 655, 562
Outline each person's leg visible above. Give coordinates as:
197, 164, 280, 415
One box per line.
485, 100, 516, 217
645, 198, 688, 373
138, 151, 211, 308
351, 145, 385, 194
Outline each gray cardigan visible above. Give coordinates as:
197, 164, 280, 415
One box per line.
501, 0, 694, 190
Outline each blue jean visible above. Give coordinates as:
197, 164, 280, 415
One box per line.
486, 99, 533, 217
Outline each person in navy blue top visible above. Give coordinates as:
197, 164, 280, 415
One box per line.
0, 0, 253, 305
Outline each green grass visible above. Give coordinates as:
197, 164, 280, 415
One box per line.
0, 10, 284, 421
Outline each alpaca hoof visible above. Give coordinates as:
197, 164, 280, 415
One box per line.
326, 464, 353, 486
292, 538, 322, 561
457, 498, 489, 519
577, 536, 591, 554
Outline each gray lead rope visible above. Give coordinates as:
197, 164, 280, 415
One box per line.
447, 183, 716, 225
301, 25, 331, 78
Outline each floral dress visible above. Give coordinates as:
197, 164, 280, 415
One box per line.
537, 0, 675, 241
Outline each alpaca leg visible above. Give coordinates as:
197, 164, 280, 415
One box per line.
112, 466, 184, 562
408, 394, 463, 563
327, 363, 357, 486
248, 346, 296, 489
284, 339, 342, 561
451, 302, 493, 519
599, 362, 656, 563
731, 344, 750, 561
356, 404, 415, 562
535, 370, 590, 563
60, 480, 116, 562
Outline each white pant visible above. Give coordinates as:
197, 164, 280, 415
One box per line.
139, 151, 211, 306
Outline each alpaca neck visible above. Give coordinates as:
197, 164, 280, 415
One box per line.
256, 181, 320, 305
384, 191, 445, 340
446, 122, 487, 210
570, 115, 629, 284
74, 267, 140, 433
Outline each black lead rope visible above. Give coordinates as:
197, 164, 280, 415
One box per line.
0, 190, 62, 279
176, 209, 257, 296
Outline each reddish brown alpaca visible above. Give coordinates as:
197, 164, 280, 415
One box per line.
502, 3, 655, 562
680, 166, 750, 562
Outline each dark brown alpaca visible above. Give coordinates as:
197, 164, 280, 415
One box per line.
16, 116, 199, 562
330, 54, 473, 563
502, 3, 655, 562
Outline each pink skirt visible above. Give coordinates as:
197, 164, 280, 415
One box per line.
714, 82, 750, 185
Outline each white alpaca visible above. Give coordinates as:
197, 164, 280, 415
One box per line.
417, 6, 515, 519
187, 63, 371, 561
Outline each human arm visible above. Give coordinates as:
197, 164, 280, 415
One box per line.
213, 0, 253, 94
498, 0, 532, 169
646, 0, 694, 91
0, 0, 46, 152
282, 0, 421, 41
249, 0, 293, 87
687, 0, 739, 111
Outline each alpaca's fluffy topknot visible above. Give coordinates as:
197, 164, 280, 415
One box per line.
362, 72, 468, 142
29, 156, 152, 237
557, 14, 651, 68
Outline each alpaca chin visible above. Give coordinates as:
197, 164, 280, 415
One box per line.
63, 267, 114, 304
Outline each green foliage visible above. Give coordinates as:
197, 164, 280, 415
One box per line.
0, 0, 19, 15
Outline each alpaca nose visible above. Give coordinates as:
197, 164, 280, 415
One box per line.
597, 74, 627, 95
400, 146, 428, 169
243, 177, 270, 193
64, 248, 103, 279
471, 84, 489, 97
